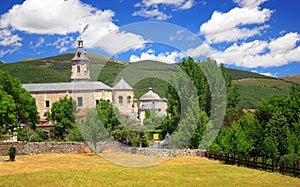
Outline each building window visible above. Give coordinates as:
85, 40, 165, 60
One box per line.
45, 100, 50, 108
96, 99, 100, 105
78, 97, 83, 107
127, 96, 131, 103
107, 99, 110, 103
77, 65, 80, 73
118, 96, 123, 104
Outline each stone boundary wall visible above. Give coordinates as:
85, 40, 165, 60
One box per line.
93, 141, 207, 157
0, 141, 206, 157
0, 142, 86, 156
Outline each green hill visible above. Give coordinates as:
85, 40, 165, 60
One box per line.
233, 78, 292, 109
0, 53, 296, 108
226, 68, 294, 108
280, 74, 300, 85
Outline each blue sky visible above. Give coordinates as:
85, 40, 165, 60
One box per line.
0, 0, 299, 77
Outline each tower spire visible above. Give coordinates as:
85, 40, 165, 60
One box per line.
70, 39, 90, 81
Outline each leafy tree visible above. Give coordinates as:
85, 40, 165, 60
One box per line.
211, 122, 254, 155
0, 71, 39, 129
143, 110, 163, 130
182, 57, 211, 114
68, 124, 84, 142
238, 112, 263, 156
164, 57, 235, 149
169, 106, 198, 149
190, 110, 209, 149
96, 99, 120, 133
262, 136, 279, 159
263, 112, 289, 156
0, 87, 17, 126
209, 113, 262, 155
47, 96, 76, 140
96, 99, 144, 147
220, 64, 240, 108
110, 124, 134, 145
223, 105, 244, 128
77, 109, 110, 151
17, 128, 47, 142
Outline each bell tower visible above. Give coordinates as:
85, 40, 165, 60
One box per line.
70, 39, 90, 81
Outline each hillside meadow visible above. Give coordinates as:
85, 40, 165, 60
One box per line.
0, 152, 299, 187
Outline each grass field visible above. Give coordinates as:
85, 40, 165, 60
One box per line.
0, 152, 299, 187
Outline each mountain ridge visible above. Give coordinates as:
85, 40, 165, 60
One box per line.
0, 53, 297, 108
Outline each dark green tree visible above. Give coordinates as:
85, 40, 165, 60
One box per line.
220, 64, 240, 109
96, 99, 120, 133
47, 96, 76, 140
238, 112, 263, 156
0, 71, 39, 130
190, 110, 209, 149
211, 122, 254, 155
263, 112, 289, 157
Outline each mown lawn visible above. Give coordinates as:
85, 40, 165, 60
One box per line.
0, 152, 299, 187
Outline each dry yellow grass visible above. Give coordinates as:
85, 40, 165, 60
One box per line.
0, 152, 299, 187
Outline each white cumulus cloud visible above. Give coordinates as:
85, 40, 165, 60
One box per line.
0, 0, 147, 55
183, 32, 300, 68
133, 0, 194, 20
200, 7, 272, 43
129, 49, 180, 64
233, 0, 268, 8
132, 8, 171, 20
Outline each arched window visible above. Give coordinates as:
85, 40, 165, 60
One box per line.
118, 96, 123, 104
127, 96, 131, 103
77, 65, 80, 73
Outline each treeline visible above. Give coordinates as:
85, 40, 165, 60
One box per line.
210, 85, 300, 165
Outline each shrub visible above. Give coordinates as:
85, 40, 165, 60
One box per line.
8, 146, 16, 161
131, 136, 139, 147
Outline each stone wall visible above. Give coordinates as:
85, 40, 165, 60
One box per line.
92, 141, 206, 157
0, 141, 206, 157
0, 142, 86, 156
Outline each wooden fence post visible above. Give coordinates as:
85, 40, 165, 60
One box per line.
246, 155, 250, 167
262, 156, 266, 171
232, 154, 236, 165
282, 160, 286, 175
272, 158, 277, 172
253, 156, 258, 169
225, 154, 228, 164
238, 154, 242, 166
294, 160, 298, 177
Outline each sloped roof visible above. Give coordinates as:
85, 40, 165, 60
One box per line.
113, 77, 133, 90
22, 81, 112, 92
140, 87, 162, 101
